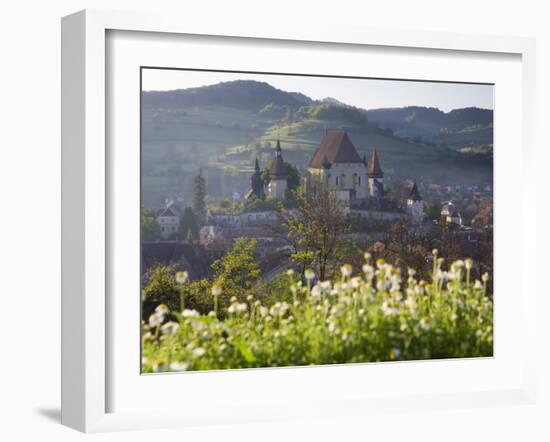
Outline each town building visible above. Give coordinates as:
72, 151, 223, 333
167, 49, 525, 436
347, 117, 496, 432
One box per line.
155, 205, 180, 239
441, 201, 463, 226
305, 130, 370, 204
406, 181, 424, 221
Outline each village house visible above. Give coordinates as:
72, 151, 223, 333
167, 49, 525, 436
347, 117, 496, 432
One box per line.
155, 205, 180, 239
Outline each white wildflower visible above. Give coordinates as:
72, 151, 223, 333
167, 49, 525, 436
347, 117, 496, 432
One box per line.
340, 264, 353, 278
211, 284, 222, 296
362, 264, 374, 279
148, 312, 164, 328
304, 269, 315, 280
175, 271, 189, 284
181, 309, 200, 318
160, 321, 179, 335
192, 347, 206, 357
169, 361, 189, 372
311, 284, 321, 298
155, 304, 170, 315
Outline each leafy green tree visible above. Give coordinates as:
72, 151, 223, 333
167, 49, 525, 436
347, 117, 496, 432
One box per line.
425, 202, 441, 221
142, 265, 178, 317
141, 208, 161, 241
178, 206, 199, 241
285, 186, 350, 280
211, 239, 261, 303
193, 169, 207, 225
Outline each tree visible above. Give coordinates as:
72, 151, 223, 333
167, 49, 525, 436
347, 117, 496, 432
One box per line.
141, 208, 161, 241
193, 169, 207, 225
142, 265, 178, 318
368, 219, 432, 279
211, 239, 261, 303
285, 186, 350, 280
178, 206, 199, 241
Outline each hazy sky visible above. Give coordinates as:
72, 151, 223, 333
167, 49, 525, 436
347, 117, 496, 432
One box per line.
142, 69, 493, 113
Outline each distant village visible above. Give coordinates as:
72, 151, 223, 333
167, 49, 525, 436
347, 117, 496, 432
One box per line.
142, 130, 493, 282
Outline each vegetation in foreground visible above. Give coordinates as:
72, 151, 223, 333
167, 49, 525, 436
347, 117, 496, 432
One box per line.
141, 251, 493, 372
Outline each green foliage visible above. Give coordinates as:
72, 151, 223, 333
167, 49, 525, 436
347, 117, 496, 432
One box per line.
242, 198, 280, 213
142, 256, 493, 372
192, 170, 207, 224
211, 239, 261, 304
141, 208, 161, 241
178, 206, 199, 241
142, 265, 179, 318
298, 104, 369, 124
286, 186, 350, 280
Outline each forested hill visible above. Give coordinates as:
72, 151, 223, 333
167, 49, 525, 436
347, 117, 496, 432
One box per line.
142, 80, 313, 111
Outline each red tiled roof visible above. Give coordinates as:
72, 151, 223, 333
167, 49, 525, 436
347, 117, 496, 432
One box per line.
309, 131, 363, 168
269, 140, 287, 177
368, 148, 383, 178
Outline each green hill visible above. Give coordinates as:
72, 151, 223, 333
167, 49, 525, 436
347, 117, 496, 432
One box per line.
141, 81, 492, 207
366, 106, 493, 149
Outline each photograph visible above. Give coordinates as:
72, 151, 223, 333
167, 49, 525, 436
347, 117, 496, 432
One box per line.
139, 69, 494, 373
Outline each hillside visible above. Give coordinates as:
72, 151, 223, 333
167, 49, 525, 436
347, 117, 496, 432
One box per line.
141, 81, 493, 207
366, 106, 493, 149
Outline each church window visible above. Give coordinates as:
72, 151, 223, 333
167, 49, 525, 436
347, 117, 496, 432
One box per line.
335, 176, 339, 185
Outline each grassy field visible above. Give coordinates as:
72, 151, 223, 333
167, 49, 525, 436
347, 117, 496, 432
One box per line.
142, 253, 493, 372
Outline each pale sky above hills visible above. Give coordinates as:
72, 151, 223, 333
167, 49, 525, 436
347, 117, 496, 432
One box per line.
142, 69, 494, 113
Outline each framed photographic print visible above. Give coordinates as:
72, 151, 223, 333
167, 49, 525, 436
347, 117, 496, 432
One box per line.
61, 9, 537, 432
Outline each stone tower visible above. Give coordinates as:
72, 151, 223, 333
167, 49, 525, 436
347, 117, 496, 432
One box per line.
367, 147, 384, 198
266, 140, 288, 199
406, 181, 424, 221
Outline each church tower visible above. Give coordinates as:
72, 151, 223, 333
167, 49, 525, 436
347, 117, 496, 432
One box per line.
368, 147, 384, 198
266, 140, 288, 199
406, 181, 424, 221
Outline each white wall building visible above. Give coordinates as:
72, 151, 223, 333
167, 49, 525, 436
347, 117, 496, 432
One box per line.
406, 181, 424, 221
156, 205, 180, 238
306, 130, 370, 204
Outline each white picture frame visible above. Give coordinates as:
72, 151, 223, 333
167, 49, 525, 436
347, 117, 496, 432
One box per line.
61, 9, 537, 433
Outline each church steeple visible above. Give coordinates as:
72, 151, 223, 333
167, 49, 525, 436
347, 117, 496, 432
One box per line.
254, 157, 260, 172
368, 147, 383, 178
408, 181, 423, 201
269, 140, 287, 178
267, 140, 288, 199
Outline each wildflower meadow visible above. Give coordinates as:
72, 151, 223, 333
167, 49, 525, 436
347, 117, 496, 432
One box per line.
141, 250, 493, 373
